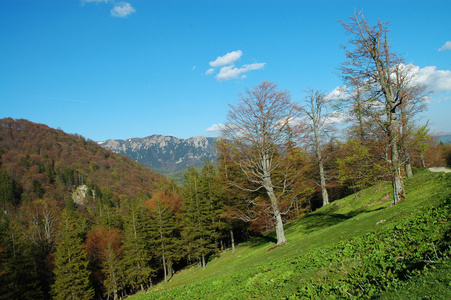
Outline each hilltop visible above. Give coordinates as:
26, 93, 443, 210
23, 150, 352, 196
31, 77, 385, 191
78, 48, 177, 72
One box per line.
0, 118, 169, 205
130, 169, 451, 299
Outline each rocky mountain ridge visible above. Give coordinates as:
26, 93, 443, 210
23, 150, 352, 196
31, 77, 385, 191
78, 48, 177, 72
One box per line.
98, 135, 218, 175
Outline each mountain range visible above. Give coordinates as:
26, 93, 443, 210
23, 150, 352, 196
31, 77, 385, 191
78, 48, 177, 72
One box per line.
98, 135, 219, 177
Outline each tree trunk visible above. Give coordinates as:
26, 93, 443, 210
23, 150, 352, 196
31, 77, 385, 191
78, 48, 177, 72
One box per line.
230, 229, 235, 253
261, 149, 286, 245
405, 154, 413, 178
314, 120, 329, 206
201, 254, 206, 269
168, 262, 173, 279
389, 113, 406, 205
162, 254, 167, 282
420, 154, 426, 168
318, 159, 329, 206
263, 176, 286, 245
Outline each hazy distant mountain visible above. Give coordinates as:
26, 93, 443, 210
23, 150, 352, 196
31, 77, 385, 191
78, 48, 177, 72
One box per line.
98, 135, 218, 175
433, 133, 451, 144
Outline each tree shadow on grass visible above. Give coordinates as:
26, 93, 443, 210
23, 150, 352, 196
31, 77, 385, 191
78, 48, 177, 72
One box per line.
282, 205, 386, 236
246, 233, 278, 248
299, 206, 386, 233
246, 206, 386, 248
300, 213, 352, 233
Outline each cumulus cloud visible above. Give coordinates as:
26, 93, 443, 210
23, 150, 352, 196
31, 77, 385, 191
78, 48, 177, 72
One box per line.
206, 124, 224, 133
326, 86, 349, 101
329, 64, 451, 97
209, 50, 243, 68
216, 63, 266, 81
81, 0, 135, 18
206, 50, 265, 81
326, 111, 347, 124
409, 64, 451, 92
110, 2, 135, 17
439, 41, 451, 51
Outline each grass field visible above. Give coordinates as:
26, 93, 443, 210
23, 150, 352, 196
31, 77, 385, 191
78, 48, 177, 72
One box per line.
129, 169, 451, 299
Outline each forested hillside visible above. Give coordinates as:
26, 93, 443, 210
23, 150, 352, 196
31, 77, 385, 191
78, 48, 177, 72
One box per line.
0, 118, 183, 299
0, 118, 168, 205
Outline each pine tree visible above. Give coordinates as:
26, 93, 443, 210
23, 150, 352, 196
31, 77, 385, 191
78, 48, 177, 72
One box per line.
52, 209, 94, 300
149, 201, 176, 282
181, 166, 219, 268
102, 243, 122, 300
0, 223, 47, 300
121, 201, 154, 293
199, 159, 225, 249
180, 167, 203, 264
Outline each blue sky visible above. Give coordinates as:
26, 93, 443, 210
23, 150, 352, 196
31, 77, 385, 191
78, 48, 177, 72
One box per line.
1, 0, 450, 141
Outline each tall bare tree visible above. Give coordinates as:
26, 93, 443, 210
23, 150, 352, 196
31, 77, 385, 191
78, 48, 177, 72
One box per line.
302, 89, 330, 207
221, 81, 301, 245
341, 12, 409, 205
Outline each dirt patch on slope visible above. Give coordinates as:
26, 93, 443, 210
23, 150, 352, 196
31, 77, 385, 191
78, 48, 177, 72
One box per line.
429, 167, 451, 173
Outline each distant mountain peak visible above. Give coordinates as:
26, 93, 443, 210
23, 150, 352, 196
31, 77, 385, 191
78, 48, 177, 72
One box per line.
99, 135, 218, 175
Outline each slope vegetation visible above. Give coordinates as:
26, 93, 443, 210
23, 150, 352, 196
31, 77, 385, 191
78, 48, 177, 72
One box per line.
0, 118, 167, 206
131, 169, 451, 299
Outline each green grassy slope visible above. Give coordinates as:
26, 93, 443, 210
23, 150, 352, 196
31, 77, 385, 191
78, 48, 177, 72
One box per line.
130, 169, 451, 299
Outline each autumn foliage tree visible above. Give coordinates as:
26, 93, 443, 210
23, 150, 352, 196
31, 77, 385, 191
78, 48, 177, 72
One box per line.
221, 81, 303, 245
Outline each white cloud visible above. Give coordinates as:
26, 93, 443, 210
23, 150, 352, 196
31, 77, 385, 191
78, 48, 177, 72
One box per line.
209, 50, 243, 68
216, 63, 266, 81
110, 2, 135, 18
328, 64, 451, 102
326, 111, 347, 124
439, 41, 451, 51
408, 64, 451, 92
206, 124, 224, 133
326, 86, 349, 101
206, 50, 266, 81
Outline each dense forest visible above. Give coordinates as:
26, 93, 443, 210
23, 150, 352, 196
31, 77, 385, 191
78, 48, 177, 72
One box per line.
1, 13, 451, 300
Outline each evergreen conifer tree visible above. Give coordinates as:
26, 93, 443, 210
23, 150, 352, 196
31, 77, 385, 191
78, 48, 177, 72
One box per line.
102, 243, 122, 300
199, 159, 225, 248
121, 201, 154, 293
52, 209, 94, 300
149, 201, 176, 282
0, 226, 47, 300
181, 166, 219, 268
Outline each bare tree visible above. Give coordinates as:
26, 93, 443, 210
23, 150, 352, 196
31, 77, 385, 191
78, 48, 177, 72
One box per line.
341, 11, 409, 205
302, 89, 330, 207
221, 81, 301, 245
392, 64, 428, 177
